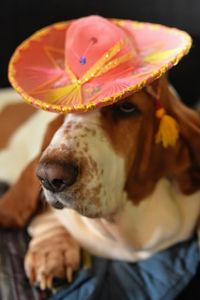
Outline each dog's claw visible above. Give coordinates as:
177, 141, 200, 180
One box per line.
34, 271, 53, 290
47, 276, 53, 289
66, 266, 73, 283
40, 276, 47, 291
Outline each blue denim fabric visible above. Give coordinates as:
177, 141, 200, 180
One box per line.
50, 236, 199, 300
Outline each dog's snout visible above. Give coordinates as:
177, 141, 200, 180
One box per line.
36, 161, 79, 193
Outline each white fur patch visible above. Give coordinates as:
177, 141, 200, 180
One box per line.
54, 179, 200, 261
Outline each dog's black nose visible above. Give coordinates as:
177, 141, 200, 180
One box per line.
36, 162, 79, 193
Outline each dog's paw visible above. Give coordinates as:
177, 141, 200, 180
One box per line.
24, 232, 80, 290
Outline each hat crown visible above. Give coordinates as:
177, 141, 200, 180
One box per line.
65, 15, 137, 78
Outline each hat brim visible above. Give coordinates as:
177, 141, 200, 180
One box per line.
9, 19, 192, 113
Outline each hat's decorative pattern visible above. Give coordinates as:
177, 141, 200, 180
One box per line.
9, 16, 192, 113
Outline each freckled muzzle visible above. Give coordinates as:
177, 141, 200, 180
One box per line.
35, 109, 127, 217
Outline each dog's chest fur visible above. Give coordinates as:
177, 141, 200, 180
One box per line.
54, 179, 200, 261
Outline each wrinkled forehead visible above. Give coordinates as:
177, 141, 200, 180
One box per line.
64, 109, 101, 125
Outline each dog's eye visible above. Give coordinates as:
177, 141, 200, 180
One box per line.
115, 101, 139, 117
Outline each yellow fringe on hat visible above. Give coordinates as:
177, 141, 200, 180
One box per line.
155, 108, 179, 148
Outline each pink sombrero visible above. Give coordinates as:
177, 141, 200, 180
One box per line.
9, 15, 192, 113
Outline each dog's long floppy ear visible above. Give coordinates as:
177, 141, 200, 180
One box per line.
125, 76, 200, 203
159, 76, 200, 194
0, 115, 64, 228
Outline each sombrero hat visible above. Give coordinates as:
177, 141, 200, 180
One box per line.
9, 15, 192, 114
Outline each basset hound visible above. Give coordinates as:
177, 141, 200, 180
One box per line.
0, 76, 200, 289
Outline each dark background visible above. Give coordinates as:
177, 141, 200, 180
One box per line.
1, 0, 200, 107
0, 1, 200, 298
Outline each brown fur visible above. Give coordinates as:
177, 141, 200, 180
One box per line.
100, 76, 200, 203
0, 115, 64, 227
0, 76, 199, 226
0, 103, 36, 149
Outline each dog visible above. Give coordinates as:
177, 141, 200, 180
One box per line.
0, 76, 200, 289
